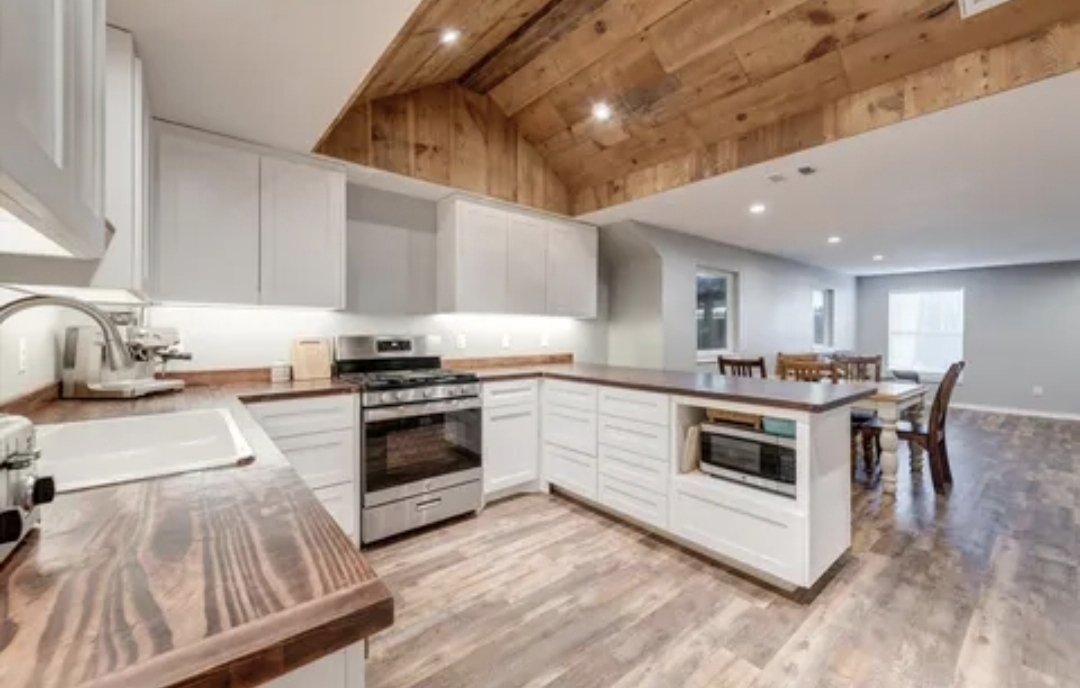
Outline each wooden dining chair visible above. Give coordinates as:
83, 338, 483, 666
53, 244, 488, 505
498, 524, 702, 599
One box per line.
775, 352, 821, 379
718, 355, 768, 378
780, 359, 839, 383
836, 354, 884, 478
835, 354, 883, 382
864, 361, 965, 494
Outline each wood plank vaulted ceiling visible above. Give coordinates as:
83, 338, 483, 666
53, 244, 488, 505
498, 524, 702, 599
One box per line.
316, 0, 1080, 215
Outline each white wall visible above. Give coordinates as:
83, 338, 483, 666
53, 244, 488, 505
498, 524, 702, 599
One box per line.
857, 261, 1080, 416
0, 288, 64, 403
604, 222, 856, 372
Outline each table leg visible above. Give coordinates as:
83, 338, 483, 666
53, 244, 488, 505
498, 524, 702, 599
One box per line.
879, 404, 900, 494
907, 403, 926, 473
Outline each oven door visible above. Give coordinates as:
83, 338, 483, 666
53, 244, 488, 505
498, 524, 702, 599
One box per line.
362, 398, 482, 506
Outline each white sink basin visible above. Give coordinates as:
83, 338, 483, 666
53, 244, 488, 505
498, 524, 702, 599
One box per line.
38, 408, 254, 493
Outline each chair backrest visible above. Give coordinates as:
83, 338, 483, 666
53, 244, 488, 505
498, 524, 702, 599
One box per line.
776, 352, 820, 378
836, 354, 883, 382
929, 361, 965, 441
781, 359, 839, 383
718, 355, 767, 378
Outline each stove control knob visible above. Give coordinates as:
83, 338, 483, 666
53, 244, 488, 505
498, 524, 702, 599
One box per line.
423, 388, 435, 399
380, 392, 394, 403
16, 476, 55, 511
0, 510, 22, 545
396, 390, 408, 401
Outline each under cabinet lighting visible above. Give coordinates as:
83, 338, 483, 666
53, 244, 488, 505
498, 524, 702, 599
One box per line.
440, 28, 461, 45
592, 102, 613, 122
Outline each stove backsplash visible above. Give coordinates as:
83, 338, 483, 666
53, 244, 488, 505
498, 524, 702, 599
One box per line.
144, 307, 608, 373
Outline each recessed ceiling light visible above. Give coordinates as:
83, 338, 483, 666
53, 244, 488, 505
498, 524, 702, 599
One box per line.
749, 203, 766, 215
592, 102, 613, 122
440, 28, 461, 45
827, 236, 841, 244
873, 254, 884, 261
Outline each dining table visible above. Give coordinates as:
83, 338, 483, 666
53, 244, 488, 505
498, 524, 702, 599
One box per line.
853, 381, 929, 494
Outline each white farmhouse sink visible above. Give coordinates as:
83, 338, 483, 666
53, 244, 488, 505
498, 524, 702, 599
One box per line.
38, 408, 254, 492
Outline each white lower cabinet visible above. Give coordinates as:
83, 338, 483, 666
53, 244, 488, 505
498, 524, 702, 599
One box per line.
598, 472, 668, 530
483, 402, 539, 495
246, 394, 359, 543
543, 443, 597, 501
263, 641, 365, 688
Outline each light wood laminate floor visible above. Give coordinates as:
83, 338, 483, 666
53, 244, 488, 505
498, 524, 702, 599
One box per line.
363, 411, 1080, 688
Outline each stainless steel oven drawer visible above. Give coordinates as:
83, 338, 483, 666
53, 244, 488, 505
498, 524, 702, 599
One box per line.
362, 480, 481, 544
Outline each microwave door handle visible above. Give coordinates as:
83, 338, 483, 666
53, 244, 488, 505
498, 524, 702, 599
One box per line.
365, 397, 482, 422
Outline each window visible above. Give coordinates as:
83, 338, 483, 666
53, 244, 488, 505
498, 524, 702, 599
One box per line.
812, 289, 835, 348
888, 290, 964, 375
696, 269, 734, 356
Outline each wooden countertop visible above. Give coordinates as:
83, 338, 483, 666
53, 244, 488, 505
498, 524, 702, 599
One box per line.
0, 380, 393, 688
472, 363, 877, 412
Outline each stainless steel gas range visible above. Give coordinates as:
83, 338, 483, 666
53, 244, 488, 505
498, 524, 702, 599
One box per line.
335, 335, 482, 544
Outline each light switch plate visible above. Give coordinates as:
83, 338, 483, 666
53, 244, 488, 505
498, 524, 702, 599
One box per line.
501, 334, 511, 349
456, 333, 467, 350
540, 332, 550, 348
18, 337, 27, 374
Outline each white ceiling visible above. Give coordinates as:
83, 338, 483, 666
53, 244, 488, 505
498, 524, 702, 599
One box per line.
108, 0, 423, 152
581, 71, 1080, 277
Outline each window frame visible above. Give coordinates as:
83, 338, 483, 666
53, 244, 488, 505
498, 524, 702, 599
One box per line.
886, 288, 965, 379
811, 288, 836, 350
695, 267, 738, 362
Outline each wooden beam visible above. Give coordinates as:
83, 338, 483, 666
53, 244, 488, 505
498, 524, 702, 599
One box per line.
571, 19, 1080, 214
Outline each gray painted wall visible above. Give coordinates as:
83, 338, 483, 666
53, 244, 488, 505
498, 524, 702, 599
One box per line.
601, 222, 857, 372
857, 261, 1080, 415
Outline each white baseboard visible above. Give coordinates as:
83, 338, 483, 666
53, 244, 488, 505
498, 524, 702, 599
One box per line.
952, 403, 1080, 422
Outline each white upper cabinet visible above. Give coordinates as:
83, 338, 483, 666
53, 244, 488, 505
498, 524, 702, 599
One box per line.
506, 214, 548, 315
0, 0, 106, 258
153, 124, 346, 308
155, 128, 261, 304
94, 27, 148, 292
546, 222, 598, 318
259, 156, 345, 308
436, 197, 597, 318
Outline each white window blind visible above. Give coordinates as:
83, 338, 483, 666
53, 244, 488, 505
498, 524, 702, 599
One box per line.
888, 290, 964, 375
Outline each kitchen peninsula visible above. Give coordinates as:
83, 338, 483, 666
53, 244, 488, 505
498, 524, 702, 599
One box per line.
470, 362, 877, 591
0, 380, 391, 688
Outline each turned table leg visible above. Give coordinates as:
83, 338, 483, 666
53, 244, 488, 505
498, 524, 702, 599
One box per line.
878, 404, 900, 494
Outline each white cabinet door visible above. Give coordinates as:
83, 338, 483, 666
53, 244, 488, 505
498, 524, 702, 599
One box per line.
546, 222, 598, 318
67, 0, 105, 219
262, 642, 365, 688
483, 403, 539, 495
456, 202, 507, 313
155, 129, 261, 304
0, 0, 63, 165
259, 156, 346, 308
506, 213, 547, 315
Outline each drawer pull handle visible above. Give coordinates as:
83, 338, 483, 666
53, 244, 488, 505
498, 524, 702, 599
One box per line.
607, 425, 658, 439
415, 497, 442, 511
492, 411, 532, 422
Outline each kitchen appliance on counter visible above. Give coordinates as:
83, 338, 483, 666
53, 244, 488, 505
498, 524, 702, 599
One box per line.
699, 423, 797, 498
0, 415, 55, 569
335, 335, 482, 544
61, 324, 190, 399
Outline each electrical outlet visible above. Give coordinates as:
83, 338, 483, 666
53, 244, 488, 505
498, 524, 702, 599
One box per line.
456, 333, 467, 350
501, 334, 511, 349
18, 337, 27, 374
1032, 385, 1044, 397
540, 332, 550, 348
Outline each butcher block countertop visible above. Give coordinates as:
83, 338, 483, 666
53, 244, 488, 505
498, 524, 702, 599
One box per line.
0, 379, 392, 688
470, 363, 876, 412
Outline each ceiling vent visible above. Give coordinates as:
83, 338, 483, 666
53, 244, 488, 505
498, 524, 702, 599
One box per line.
957, 0, 1017, 19
767, 173, 786, 183
797, 166, 817, 176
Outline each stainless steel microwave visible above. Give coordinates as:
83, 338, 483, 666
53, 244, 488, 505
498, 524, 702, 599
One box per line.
699, 423, 797, 498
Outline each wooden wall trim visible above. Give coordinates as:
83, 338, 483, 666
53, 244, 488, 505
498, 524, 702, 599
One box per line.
317, 82, 570, 215
571, 19, 1080, 215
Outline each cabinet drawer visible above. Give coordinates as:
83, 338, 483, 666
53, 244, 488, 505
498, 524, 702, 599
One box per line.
275, 429, 355, 489
599, 472, 668, 530
599, 415, 669, 460
599, 445, 669, 495
543, 380, 597, 412
543, 406, 597, 456
599, 387, 669, 426
545, 443, 597, 501
482, 379, 539, 408
247, 394, 354, 439
312, 482, 356, 539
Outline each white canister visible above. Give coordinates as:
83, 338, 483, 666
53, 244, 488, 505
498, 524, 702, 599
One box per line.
270, 361, 292, 383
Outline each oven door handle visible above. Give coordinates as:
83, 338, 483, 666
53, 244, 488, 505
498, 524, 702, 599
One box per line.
364, 397, 482, 422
